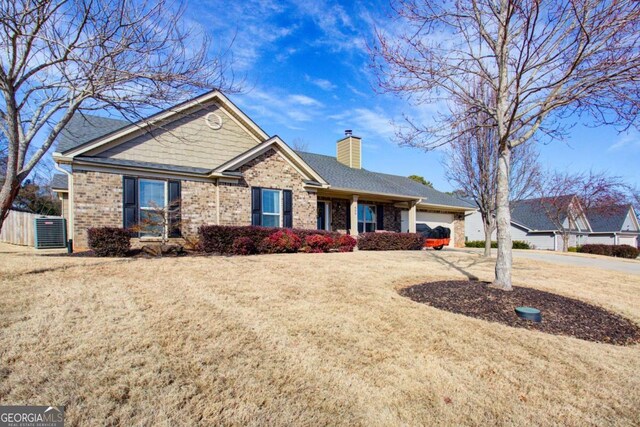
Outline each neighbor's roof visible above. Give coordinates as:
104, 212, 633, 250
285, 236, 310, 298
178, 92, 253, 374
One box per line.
296, 151, 473, 208
587, 205, 634, 232
51, 173, 68, 190
56, 114, 129, 153
510, 196, 575, 231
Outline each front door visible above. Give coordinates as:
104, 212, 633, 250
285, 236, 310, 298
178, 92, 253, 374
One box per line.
317, 202, 326, 230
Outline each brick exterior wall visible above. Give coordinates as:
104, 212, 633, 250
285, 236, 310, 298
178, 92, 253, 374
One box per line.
72, 148, 318, 247
218, 148, 317, 229
73, 170, 123, 248
453, 212, 465, 248
318, 197, 402, 233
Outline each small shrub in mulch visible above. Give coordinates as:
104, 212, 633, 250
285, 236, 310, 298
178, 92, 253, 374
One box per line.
399, 281, 640, 345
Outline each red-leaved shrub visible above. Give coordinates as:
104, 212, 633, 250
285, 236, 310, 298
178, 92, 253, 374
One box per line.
334, 234, 357, 252
231, 237, 257, 255
304, 234, 334, 253
259, 229, 302, 254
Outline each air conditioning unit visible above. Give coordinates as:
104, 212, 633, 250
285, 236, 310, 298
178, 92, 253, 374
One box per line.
34, 217, 67, 249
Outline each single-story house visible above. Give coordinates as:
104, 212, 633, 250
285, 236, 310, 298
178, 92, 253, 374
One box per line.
465, 196, 639, 250
51, 90, 474, 249
586, 205, 640, 247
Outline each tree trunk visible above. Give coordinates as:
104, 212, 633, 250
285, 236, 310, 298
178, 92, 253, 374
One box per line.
492, 145, 513, 290
483, 222, 493, 257
562, 233, 570, 252
0, 178, 21, 232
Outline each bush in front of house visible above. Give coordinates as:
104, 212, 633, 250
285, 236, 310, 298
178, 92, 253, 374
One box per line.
578, 244, 613, 256
358, 232, 424, 251
259, 229, 302, 254
87, 227, 131, 257
612, 245, 640, 259
198, 225, 341, 254
578, 244, 639, 259
231, 237, 257, 255
464, 240, 530, 249
303, 234, 334, 253
334, 234, 357, 252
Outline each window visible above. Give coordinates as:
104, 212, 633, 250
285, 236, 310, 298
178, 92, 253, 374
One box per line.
358, 204, 376, 233
139, 179, 166, 237
261, 189, 281, 227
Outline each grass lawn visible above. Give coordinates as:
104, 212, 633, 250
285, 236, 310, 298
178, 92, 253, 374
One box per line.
1, 243, 639, 426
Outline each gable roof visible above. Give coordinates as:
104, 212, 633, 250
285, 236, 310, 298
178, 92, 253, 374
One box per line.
55, 90, 269, 157
296, 151, 473, 208
51, 174, 68, 191
587, 205, 637, 232
57, 115, 129, 153
510, 195, 592, 232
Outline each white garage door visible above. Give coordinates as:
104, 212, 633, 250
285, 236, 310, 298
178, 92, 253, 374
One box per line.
618, 235, 638, 247
401, 210, 455, 247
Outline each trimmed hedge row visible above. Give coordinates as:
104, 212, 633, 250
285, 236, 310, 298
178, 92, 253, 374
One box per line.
357, 232, 424, 251
465, 240, 531, 249
197, 225, 355, 255
87, 227, 131, 257
579, 244, 639, 259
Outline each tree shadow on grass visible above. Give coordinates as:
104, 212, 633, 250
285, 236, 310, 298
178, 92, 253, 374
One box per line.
427, 251, 484, 281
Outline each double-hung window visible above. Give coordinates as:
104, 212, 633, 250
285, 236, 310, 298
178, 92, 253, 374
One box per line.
357, 204, 376, 233
139, 179, 167, 237
261, 189, 281, 227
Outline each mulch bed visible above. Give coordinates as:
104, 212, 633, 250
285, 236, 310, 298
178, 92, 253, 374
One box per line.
399, 281, 640, 346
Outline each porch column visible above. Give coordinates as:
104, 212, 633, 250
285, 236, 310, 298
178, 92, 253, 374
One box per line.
408, 200, 417, 233
350, 195, 359, 236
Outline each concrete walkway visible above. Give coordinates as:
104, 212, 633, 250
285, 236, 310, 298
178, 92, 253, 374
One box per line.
458, 248, 640, 275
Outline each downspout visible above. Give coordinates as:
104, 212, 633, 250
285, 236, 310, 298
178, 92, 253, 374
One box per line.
54, 163, 73, 241
553, 232, 557, 251
216, 178, 220, 225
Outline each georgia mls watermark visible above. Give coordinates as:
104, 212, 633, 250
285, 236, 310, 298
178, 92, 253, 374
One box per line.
0, 406, 64, 427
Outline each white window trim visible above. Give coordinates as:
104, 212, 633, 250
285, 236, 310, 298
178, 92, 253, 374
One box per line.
261, 188, 282, 227
139, 178, 168, 239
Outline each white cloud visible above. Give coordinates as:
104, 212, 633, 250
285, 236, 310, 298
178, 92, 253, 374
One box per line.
609, 130, 640, 151
288, 94, 323, 107
305, 74, 337, 91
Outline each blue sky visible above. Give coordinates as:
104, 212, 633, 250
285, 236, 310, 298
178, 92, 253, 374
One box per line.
184, 0, 638, 191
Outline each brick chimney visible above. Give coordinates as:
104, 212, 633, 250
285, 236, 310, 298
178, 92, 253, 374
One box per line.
336, 130, 361, 169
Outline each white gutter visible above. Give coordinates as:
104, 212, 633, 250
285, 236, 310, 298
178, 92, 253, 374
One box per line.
54, 163, 74, 241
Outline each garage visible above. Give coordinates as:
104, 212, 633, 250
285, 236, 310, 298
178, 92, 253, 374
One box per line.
401, 210, 455, 247
618, 235, 638, 247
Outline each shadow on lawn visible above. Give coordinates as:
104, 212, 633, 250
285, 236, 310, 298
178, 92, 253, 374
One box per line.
428, 251, 483, 281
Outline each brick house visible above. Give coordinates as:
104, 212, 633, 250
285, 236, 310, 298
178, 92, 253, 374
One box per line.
51, 91, 474, 249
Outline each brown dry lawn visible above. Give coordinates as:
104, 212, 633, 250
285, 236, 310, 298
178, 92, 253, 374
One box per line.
1, 243, 639, 426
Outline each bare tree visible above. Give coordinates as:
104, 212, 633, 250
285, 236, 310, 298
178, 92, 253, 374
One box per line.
291, 137, 309, 152
0, 0, 234, 231
444, 92, 540, 256
371, 0, 640, 290
533, 170, 631, 250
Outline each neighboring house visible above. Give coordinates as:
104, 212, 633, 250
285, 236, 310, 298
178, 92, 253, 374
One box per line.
465, 196, 639, 250
51, 90, 473, 249
465, 196, 592, 251
587, 205, 639, 247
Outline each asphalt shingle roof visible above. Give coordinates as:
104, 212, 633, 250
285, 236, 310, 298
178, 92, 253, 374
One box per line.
296, 151, 473, 208
57, 114, 129, 153
510, 198, 560, 231
587, 206, 632, 232
50, 173, 68, 190
75, 156, 212, 175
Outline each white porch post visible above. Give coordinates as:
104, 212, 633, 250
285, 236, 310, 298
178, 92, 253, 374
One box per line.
350, 195, 359, 236
408, 200, 417, 233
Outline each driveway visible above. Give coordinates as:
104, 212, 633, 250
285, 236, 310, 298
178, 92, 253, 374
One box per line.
458, 248, 640, 275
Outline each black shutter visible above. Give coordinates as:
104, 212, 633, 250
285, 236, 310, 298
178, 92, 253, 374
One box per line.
168, 180, 181, 237
283, 190, 293, 228
346, 200, 351, 234
251, 187, 262, 226
377, 205, 384, 231
122, 176, 138, 236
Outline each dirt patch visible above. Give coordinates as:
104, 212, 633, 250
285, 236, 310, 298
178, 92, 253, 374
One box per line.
399, 281, 640, 345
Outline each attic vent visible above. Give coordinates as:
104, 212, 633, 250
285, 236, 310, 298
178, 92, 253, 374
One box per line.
34, 217, 67, 249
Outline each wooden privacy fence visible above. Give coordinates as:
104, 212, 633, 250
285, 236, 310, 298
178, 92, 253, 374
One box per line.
0, 210, 61, 246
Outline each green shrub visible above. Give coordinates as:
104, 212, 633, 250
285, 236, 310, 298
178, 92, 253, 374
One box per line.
358, 232, 423, 251
87, 227, 131, 257
465, 240, 530, 249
